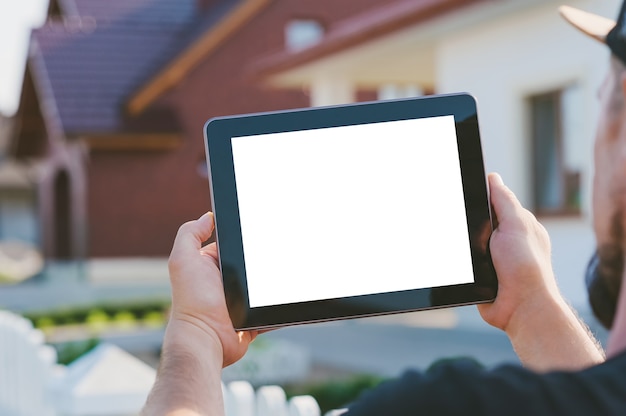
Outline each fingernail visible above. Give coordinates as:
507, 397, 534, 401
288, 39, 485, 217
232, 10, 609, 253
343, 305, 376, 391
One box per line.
490, 172, 504, 186
199, 211, 214, 221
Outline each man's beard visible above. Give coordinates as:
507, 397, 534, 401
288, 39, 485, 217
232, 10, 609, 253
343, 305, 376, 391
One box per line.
586, 212, 625, 329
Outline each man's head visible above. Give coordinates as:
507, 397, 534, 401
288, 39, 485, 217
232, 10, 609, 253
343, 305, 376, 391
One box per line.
561, 2, 626, 328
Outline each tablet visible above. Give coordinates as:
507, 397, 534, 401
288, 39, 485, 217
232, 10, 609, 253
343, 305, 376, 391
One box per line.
204, 93, 497, 330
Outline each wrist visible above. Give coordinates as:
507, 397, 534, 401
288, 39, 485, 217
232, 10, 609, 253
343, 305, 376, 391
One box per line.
505, 292, 604, 371
143, 319, 225, 415
504, 290, 566, 341
163, 317, 224, 364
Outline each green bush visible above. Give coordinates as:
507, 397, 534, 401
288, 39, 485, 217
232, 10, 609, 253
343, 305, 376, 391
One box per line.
143, 310, 166, 328
35, 317, 55, 330
85, 309, 109, 331
112, 310, 136, 330
54, 338, 100, 365
24, 298, 171, 330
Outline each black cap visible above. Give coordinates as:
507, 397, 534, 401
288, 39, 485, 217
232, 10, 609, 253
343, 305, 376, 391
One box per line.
606, 1, 626, 64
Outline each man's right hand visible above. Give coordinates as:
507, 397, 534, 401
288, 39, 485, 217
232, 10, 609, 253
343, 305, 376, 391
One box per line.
478, 173, 604, 371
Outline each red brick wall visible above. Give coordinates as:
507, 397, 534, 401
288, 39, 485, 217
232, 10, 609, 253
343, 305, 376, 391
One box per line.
87, 0, 387, 257
87, 148, 206, 257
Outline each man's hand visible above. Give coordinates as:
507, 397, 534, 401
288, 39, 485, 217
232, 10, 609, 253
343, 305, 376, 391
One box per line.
167, 212, 258, 367
479, 173, 604, 371
478, 173, 558, 332
143, 212, 258, 415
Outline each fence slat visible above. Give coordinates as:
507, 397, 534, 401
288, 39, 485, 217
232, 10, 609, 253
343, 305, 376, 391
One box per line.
288, 395, 321, 416
0, 310, 57, 416
225, 381, 255, 416
222, 381, 340, 416
256, 385, 288, 416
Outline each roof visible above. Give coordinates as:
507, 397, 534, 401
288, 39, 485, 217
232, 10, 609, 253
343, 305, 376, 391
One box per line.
126, 0, 272, 115
253, 0, 486, 80
28, 0, 245, 136
57, 0, 196, 24
31, 0, 196, 136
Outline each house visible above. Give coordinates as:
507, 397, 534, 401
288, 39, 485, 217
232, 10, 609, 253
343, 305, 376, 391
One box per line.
7, 0, 394, 282
254, 0, 619, 309
7, 0, 611, 311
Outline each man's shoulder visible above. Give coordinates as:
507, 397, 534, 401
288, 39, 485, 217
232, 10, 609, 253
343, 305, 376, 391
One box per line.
345, 353, 626, 416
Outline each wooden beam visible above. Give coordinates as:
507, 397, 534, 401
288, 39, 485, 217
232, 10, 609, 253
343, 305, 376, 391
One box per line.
126, 0, 273, 115
83, 133, 182, 151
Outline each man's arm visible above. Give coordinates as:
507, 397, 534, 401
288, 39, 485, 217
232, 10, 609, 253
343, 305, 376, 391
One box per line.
142, 213, 258, 416
143, 323, 225, 415
479, 173, 604, 372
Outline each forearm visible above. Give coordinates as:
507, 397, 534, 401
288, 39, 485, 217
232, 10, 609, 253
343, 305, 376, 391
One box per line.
506, 294, 605, 372
142, 322, 225, 416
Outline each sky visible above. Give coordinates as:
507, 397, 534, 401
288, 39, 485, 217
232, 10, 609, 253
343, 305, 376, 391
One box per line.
0, 0, 49, 116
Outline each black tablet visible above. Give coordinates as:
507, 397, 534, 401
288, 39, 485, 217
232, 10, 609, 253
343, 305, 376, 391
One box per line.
204, 93, 497, 330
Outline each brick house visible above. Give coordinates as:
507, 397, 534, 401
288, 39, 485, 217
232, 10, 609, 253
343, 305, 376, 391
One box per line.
8, 0, 393, 280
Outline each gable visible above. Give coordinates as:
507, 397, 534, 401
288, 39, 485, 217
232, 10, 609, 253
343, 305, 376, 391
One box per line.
26, 0, 197, 138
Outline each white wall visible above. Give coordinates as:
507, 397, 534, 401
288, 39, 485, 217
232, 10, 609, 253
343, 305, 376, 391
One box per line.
437, 0, 620, 308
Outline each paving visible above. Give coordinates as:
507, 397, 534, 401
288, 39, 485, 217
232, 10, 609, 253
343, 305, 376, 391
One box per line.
0, 276, 172, 313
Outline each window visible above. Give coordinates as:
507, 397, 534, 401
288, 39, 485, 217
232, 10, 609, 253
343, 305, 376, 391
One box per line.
0, 189, 38, 244
528, 86, 582, 216
285, 19, 324, 52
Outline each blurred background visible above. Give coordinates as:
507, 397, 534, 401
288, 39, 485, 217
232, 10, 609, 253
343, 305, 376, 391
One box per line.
0, 0, 617, 414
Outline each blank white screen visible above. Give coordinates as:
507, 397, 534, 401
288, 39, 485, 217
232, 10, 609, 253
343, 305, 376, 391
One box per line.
231, 115, 474, 308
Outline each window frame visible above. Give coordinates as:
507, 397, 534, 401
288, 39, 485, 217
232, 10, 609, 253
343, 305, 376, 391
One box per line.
528, 88, 582, 217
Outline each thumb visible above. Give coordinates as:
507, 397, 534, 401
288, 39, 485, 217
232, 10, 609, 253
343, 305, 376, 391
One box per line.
488, 173, 524, 226
170, 212, 215, 262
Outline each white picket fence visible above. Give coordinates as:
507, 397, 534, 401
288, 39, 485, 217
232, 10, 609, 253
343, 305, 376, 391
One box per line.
223, 381, 346, 416
0, 310, 59, 416
0, 310, 346, 416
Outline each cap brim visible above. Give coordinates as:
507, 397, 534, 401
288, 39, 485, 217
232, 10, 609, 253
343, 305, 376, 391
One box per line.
559, 5, 615, 43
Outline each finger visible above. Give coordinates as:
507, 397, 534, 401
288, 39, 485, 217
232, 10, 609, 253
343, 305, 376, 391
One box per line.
488, 174, 500, 230
170, 212, 215, 259
199, 242, 219, 264
488, 173, 523, 225
239, 330, 259, 345
200, 241, 218, 255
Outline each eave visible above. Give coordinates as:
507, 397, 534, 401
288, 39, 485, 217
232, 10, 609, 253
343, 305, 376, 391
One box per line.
252, 0, 487, 84
82, 133, 182, 152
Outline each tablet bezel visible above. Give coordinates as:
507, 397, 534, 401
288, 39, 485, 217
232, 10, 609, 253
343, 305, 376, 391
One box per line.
204, 93, 497, 330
